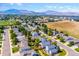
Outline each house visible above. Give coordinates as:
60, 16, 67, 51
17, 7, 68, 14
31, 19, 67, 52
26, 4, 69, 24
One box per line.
64, 36, 74, 42
52, 31, 59, 36
45, 45, 58, 55
31, 51, 39, 56
40, 38, 58, 55
32, 32, 39, 37
13, 28, 22, 36
40, 38, 51, 48
16, 35, 25, 41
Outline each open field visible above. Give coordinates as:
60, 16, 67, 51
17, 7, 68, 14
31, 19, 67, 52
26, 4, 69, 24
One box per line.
45, 20, 79, 39
0, 20, 19, 26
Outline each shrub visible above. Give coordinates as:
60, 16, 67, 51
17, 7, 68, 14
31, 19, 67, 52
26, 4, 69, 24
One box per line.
12, 47, 19, 53
75, 48, 79, 52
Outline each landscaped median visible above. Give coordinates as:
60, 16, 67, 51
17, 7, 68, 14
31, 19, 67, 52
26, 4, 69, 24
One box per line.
10, 29, 20, 54
58, 49, 67, 56
12, 46, 19, 53
0, 34, 2, 55
0, 27, 4, 55
75, 48, 79, 52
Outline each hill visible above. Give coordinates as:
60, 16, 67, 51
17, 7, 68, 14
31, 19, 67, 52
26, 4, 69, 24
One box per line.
0, 9, 79, 16
45, 20, 79, 39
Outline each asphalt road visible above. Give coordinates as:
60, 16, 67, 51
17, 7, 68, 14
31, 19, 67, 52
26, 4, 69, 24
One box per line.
2, 29, 11, 56
57, 41, 79, 56
51, 35, 79, 56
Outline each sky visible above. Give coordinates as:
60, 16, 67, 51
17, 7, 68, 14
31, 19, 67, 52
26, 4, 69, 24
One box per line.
0, 3, 79, 12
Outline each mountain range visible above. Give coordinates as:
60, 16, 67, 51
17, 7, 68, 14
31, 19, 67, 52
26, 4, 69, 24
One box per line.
0, 9, 79, 16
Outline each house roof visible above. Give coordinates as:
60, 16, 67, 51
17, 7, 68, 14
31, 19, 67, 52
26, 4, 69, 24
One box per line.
31, 32, 39, 37
67, 36, 73, 41
31, 51, 39, 56
49, 49, 58, 54
48, 45, 57, 49
13, 28, 19, 33
41, 38, 47, 42
41, 38, 51, 46
48, 45, 58, 54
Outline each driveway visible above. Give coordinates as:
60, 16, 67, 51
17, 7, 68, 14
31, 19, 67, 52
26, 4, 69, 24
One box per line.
2, 29, 11, 56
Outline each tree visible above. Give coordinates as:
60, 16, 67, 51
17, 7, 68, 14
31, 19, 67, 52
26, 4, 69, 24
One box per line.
36, 26, 40, 32
11, 32, 17, 39
57, 35, 60, 39
60, 37, 65, 43
16, 21, 21, 25
68, 41, 75, 47
48, 29, 52, 36
52, 42, 57, 46
57, 46, 61, 52
0, 29, 4, 33
0, 26, 4, 29
10, 30, 13, 33
12, 38, 19, 45
42, 24, 48, 34
35, 38, 40, 46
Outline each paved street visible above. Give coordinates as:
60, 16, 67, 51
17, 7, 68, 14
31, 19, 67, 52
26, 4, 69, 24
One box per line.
51, 35, 79, 56
56, 41, 79, 56
2, 29, 11, 56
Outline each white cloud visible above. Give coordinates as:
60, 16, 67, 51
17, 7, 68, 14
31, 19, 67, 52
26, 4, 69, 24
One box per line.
45, 5, 57, 9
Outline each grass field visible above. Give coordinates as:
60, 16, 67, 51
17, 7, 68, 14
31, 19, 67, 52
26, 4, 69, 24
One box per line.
0, 20, 19, 26
45, 20, 79, 39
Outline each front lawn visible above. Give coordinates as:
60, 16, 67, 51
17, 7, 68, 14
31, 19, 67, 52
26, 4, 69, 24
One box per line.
58, 49, 67, 56
38, 50, 49, 56
12, 47, 19, 53
75, 48, 79, 52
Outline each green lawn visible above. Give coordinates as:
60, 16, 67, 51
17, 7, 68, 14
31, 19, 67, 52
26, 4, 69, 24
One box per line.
58, 49, 67, 56
75, 48, 79, 52
12, 47, 19, 53
0, 20, 20, 26
38, 50, 49, 56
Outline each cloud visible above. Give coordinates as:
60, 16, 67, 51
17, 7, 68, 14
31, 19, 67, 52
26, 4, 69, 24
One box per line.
45, 5, 57, 9
10, 3, 22, 6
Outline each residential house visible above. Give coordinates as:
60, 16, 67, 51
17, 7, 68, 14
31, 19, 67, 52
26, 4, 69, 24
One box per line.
31, 51, 39, 56
31, 31, 39, 40
40, 38, 58, 55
